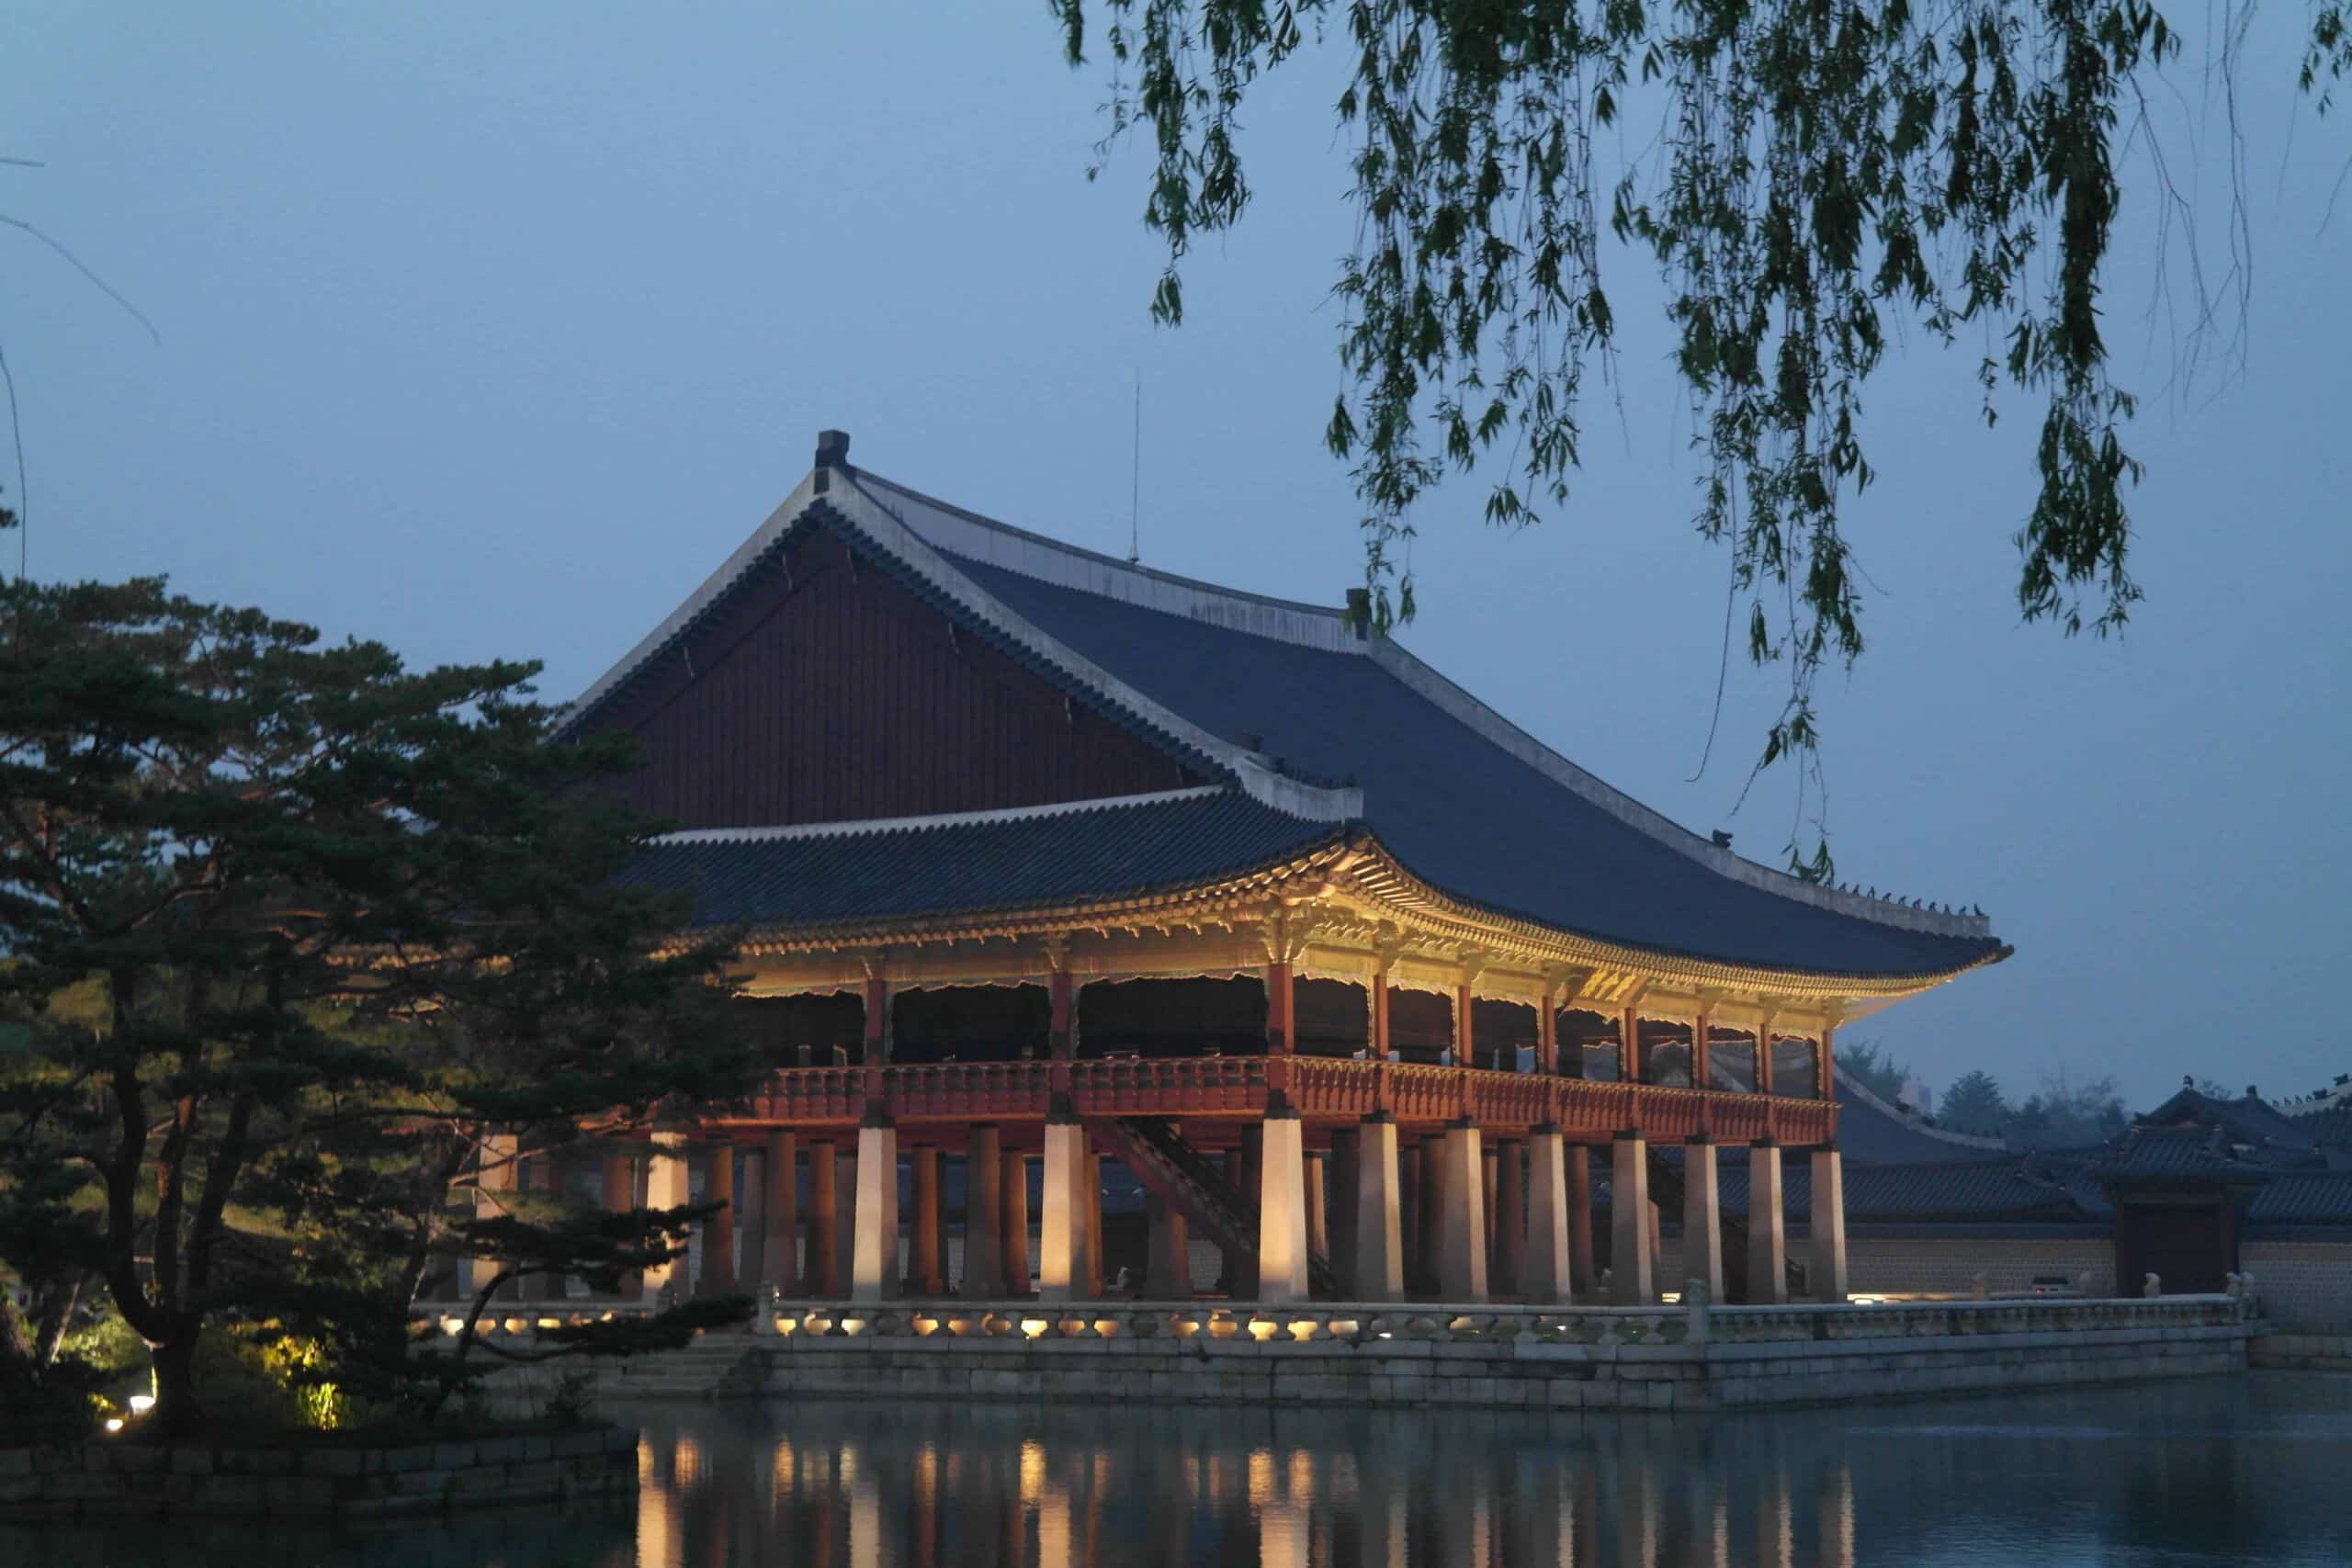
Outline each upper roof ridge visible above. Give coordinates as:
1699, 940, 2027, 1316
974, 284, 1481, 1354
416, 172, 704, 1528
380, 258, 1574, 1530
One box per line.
649, 786, 1231, 845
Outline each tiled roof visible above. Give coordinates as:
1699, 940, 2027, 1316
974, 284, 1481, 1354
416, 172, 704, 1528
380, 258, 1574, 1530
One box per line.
1833, 1080, 2011, 1165
2248, 1173, 2352, 1224
947, 552, 2004, 979
2137, 1088, 2320, 1153
2091, 1127, 2262, 1181
616, 789, 1341, 931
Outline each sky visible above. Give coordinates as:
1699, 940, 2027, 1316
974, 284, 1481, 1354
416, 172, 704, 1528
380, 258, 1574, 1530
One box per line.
4, 5, 2346, 1111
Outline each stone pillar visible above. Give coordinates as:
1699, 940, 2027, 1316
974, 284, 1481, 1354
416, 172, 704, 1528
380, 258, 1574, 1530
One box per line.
738, 1147, 765, 1291
640, 1129, 690, 1305
1747, 1141, 1788, 1304
1257, 1111, 1311, 1303
1304, 1153, 1329, 1262
1481, 1145, 1499, 1263
1039, 1118, 1087, 1302
1809, 1146, 1849, 1302
1412, 1139, 1440, 1295
1566, 1145, 1596, 1297
470, 1131, 520, 1303
1492, 1140, 1524, 1296
962, 1125, 1002, 1298
1681, 1137, 1724, 1303
1610, 1133, 1654, 1304
519, 1155, 563, 1303
851, 1121, 899, 1303
1328, 1127, 1360, 1296
1143, 1193, 1191, 1298
763, 1130, 798, 1296
1001, 1149, 1032, 1295
1435, 1120, 1488, 1303
699, 1142, 737, 1297
600, 1149, 639, 1301
1523, 1127, 1572, 1304
1353, 1113, 1405, 1302
807, 1142, 840, 1296
910, 1148, 945, 1296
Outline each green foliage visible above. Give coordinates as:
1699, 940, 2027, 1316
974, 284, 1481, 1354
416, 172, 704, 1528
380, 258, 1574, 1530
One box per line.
0, 576, 761, 1435
1938, 1067, 2012, 1134
1051, 1, 2335, 871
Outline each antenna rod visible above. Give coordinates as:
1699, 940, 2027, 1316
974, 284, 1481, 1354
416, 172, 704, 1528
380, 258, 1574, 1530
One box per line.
1128, 376, 1141, 565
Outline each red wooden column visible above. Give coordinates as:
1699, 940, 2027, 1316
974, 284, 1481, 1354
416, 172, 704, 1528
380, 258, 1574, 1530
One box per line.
1756, 1010, 1778, 1096
1453, 982, 1476, 1068
1264, 960, 1295, 1055
1536, 988, 1559, 1077
1692, 1004, 1713, 1093
1048, 966, 1075, 1060
863, 971, 889, 1066
1620, 1006, 1641, 1084
1819, 1021, 1838, 1101
1370, 963, 1394, 1060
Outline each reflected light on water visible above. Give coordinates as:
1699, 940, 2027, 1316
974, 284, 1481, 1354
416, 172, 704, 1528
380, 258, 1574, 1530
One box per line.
107, 1377, 2314, 1568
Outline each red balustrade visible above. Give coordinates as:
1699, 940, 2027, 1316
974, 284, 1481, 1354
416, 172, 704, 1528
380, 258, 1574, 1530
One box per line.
728, 1055, 1840, 1143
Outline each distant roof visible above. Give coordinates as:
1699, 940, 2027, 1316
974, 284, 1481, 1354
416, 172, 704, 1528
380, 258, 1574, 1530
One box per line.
618, 789, 1340, 931
570, 446, 2009, 981
1832, 1078, 2010, 1165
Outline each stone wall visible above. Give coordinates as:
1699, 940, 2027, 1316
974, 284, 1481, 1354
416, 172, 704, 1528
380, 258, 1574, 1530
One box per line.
554, 1297, 2253, 1416
2239, 1241, 2352, 1330
1844, 1235, 2116, 1298
0, 1427, 638, 1521
2248, 1331, 2352, 1371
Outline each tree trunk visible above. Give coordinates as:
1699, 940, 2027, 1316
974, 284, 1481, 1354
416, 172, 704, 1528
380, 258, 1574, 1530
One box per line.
0, 1285, 37, 1392
150, 1328, 203, 1438
30, 1274, 85, 1371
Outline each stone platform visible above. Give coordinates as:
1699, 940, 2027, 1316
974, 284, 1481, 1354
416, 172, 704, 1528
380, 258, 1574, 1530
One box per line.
510, 1294, 2257, 1416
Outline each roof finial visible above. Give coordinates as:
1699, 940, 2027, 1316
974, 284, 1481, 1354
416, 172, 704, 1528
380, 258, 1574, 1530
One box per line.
816, 429, 852, 468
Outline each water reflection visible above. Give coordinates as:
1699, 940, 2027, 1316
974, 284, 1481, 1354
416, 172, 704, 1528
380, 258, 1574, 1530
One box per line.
5, 1378, 2348, 1566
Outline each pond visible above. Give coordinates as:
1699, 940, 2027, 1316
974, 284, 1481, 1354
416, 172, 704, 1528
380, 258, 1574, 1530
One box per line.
7, 1374, 2347, 1566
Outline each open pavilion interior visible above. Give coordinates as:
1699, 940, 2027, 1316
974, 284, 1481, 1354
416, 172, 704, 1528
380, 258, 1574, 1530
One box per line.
459, 431, 2012, 1313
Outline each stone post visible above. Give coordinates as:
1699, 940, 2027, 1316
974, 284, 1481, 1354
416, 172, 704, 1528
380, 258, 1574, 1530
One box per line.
834, 1148, 859, 1294
1304, 1152, 1329, 1262
1001, 1149, 1032, 1296
1435, 1120, 1488, 1303
1522, 1126, 1572, 1304
1143, 1193, 1191, 1299
911, 1147, 945, 1296
640, 1129, 689, 1305
1354, 1112, 1405, 1302
1257, 1110, 1311, 1303
1492, 1140, 1525, 1297
1566, 1145, 1595, 1297
471, 1131, 520, 1303
963, 1124, 1002, 1298
698, 1142, 737, 1297
1039, 1117, 1087, 1302
763, 1130, 798, 1296
851, 1120, 899, 1303
1232, 1125, 1263, 1298
738, 1146, 765, 1291
806, 1142, 839, 1296
1809, 1146, 1849, 1302
1610, 1133, 1654, 1304
600, 1148, 639, 1302
1746, 1141, 1787, 1304
1681, 1136, 1724, 1303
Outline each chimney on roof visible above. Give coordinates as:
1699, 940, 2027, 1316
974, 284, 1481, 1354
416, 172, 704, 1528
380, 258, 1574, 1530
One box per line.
816, 429, 852, 468
1237, 730, 1265, 753
1710, 829, 1733, 849
1344, 587, 1372, 638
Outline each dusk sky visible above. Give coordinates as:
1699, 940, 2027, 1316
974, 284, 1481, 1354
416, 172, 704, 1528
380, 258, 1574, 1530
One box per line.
6, 4, 2345, 1110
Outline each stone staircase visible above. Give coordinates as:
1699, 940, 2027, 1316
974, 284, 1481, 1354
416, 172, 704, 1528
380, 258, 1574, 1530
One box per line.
1097, 1116, 1339, 1296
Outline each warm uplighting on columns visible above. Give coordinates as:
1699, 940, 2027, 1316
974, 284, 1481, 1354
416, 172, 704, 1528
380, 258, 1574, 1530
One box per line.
963, 1124, 1003, 1299
1681, 1135, 1724, 1303
1353, 1111, 1405, 1302
641, 1128, 690, 1304
699, 1142, 738, 1297
850, 1115, 899, 1303
1610, 1132, 1654, 1304
1747, 1140, 1788, 1304
1523, 1125, 1573, 1304
1435, 1119, 1488, 1303
1039, 1115, 1086, 1303
1256, 1105, 1311, 1303
763, 1130, 799, 1296
807, 1141, 841, 1297
1810, 1145, 1849, 1302
471, 1131, 520, 1303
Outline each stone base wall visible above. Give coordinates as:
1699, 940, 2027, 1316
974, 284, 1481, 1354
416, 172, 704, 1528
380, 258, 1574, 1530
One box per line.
0, 1427, 638, 1521
2249, 1331, 2352, 1371
548, 1298, 2253, 1416
2239, 1242, 2352, 1330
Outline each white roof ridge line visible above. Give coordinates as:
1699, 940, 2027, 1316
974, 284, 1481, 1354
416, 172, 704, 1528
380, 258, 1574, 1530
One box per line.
649, 786, 1236, 845
857, 469, 1359, 632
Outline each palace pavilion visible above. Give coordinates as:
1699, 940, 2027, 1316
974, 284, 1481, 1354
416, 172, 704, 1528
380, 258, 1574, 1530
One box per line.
531, 430, 2009, 1312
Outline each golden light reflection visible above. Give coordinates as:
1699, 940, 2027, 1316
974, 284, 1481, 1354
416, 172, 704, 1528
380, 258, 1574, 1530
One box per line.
769, 1438, 795, 1507
1286, 1448, 1314, 1504
1247, 1449, 1276, 1506
1019, 1438, 1047, 1506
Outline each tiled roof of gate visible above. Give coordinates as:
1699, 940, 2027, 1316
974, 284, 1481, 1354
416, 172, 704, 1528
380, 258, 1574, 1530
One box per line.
943, 550, 2004, 978
616, 789, 1340, 930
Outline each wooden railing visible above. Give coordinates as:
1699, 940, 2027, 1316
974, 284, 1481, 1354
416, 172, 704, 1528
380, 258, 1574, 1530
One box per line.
735, 1057, 1837, 1144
